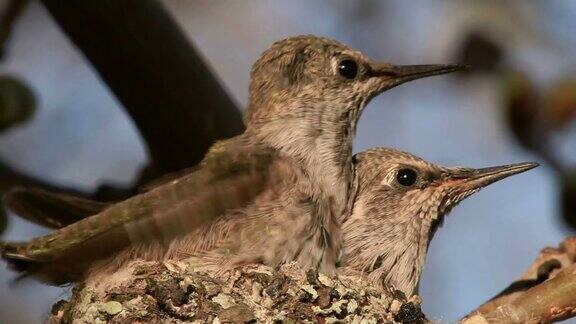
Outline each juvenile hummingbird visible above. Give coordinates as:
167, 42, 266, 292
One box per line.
1, 36, 462, 284
340, 148, 538, 296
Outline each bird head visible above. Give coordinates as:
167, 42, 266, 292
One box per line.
343, 147, 538, 295
245, 35, 463, 140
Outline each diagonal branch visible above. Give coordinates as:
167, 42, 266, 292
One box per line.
40, 0, 245, 177
462, 236, 576, 323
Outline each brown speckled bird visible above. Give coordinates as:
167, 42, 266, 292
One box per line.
1, 36, 462, 284
341, 148, 537, 296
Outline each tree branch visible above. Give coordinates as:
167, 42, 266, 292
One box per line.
462, 236, 576, 323
40, 0, 245, 177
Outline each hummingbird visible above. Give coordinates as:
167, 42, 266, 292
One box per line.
340, 148, 538, 296
1, 35, 462, 284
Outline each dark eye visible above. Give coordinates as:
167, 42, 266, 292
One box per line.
396, 168, 417, 186
338, 59, 358, 79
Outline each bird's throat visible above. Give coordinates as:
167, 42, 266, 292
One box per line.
253, 111, 357, 212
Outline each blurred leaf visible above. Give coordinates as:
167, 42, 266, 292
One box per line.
561, 171, 576, 230
0, 75, 36, 131
545, 78, 576, 131
502, 71, 539, 150
456, 30, 504, 75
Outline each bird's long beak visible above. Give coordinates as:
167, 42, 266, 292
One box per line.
437, 162, 538, 214
370, 63, 466, 89
448, 162, 539, 191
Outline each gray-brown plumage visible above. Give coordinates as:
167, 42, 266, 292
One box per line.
340, 148, 538, 296
1, 35, 462, 284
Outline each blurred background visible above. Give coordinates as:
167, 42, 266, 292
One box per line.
0, 0, 575, 322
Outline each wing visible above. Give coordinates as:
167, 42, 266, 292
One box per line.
138, 165, 200, 193
3, 187, 111, 229
1, 136, 279, 283
2, 164, 200, 230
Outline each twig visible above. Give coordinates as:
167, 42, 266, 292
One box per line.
462, 236, 576, 323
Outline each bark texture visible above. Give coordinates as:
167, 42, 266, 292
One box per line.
462, 236, 576, 323
47, 261, 426, 324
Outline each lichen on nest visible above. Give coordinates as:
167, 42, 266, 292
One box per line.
48, 261, 426, 323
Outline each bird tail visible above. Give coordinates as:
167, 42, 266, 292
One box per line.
1, 240, 79, 285
0, 241, 40, 285
0, 187, 112, 283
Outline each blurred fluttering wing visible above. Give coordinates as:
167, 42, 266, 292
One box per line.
0, 137, 279, 282
3, 161, 208, 230
2, 166, 204, 229
3, 187, 111, 229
